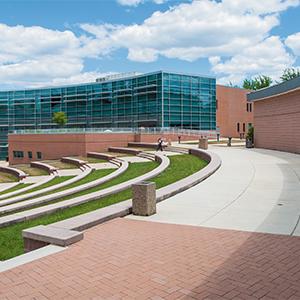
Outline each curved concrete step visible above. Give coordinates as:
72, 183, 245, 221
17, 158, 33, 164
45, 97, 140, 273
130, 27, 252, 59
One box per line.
21, 149, 221, 249
0, 159, 129, 215
61, 157, 91, 169
0, 167, 93, 207
0, 153, 169, 227
30, 162, 58, 175
0, 166, 27, 180
0, 174, 56, 201
0, 182, 21, 193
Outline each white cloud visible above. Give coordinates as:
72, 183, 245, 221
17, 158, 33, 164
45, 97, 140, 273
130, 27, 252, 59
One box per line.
285, 32, 300, 55
1, 0, 300, 89
210, 36, 295, 84
84, 0, 298, 63
0, 23, 112, 89
26, 71, 117, 88
117, 0, 166, 6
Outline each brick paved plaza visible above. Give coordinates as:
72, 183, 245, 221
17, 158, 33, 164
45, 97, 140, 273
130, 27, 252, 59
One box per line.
1, 218, 299, 299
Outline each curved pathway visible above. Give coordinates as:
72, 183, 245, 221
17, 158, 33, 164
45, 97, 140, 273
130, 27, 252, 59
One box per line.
129, 146, 300, 236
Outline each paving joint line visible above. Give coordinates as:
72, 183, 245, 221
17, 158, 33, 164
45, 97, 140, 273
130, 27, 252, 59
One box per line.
200, 159, 256, 225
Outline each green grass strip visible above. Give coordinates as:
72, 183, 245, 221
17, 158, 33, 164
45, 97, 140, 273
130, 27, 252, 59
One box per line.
0, 155, 207, 260
26, 169, 115, 199
0, 183, 33, 196
5, 162, 157, 215
2, 176, 74, 200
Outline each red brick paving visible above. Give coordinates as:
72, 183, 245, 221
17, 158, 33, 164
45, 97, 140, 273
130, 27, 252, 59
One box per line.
0, 218, 300, 299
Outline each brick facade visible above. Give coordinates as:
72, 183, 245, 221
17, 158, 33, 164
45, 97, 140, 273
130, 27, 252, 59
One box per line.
216, 85, 253, 138
253, 89, 300, 154
8, 132, 203, 164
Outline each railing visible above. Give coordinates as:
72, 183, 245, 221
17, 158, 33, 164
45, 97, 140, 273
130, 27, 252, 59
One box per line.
11, 127, 219, 138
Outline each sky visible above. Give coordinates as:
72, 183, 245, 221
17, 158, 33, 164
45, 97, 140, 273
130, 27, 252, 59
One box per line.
0, 0, 300, 90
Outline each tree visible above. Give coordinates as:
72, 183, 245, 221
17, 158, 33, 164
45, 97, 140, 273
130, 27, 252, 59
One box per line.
242, 75, 272, 90
280, 68, 300, 82
52, 111, 68, 127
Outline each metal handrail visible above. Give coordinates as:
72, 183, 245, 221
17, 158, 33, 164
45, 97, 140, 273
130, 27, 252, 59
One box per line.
11, 127, 219, 137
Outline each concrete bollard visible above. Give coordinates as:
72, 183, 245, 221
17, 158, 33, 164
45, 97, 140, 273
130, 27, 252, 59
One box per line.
132, 181, 156, 216
198, 138, 208, 150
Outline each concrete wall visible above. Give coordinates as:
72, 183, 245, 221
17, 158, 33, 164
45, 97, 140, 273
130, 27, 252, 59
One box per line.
254, 89, 300, 154
216, 85, 253, 138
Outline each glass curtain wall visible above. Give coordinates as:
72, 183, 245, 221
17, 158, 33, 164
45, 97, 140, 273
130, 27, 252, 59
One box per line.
162, 72, 216, 130
0, 71, 216, 160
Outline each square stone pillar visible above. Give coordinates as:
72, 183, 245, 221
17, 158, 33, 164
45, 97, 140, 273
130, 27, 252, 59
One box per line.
198, 138, 208, 150
132, 181, 156, 216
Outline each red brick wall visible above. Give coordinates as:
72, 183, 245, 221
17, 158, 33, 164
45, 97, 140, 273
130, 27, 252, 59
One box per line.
254, 89, 300, 154
8, 132, 204, 164
8, 133, 135, 164
216, 85, 253, 138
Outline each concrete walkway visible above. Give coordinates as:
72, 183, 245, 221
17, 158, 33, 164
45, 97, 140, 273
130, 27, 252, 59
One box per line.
129, 146, 300, 236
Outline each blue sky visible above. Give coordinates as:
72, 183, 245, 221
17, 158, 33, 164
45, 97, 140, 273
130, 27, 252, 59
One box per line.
0, 0, 300, 90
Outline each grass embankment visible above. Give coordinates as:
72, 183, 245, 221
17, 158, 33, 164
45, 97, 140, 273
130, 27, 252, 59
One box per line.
72, 156, 106, 164
4, 163, 155, 214
1, 176, 74, 201
0, 183, 33, 196
42, 160, 77, 169
25, 169, 115, 200
13, 165, 48, 176
0, 154, 207, 260
0, 172, 18, 183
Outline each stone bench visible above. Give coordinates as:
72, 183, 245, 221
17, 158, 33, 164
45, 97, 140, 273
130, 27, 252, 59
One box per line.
87, 152, 116, 161
108, 147, 141, 155
23, 225, 83, 252
0, 166, 27, 181
61, 157, 88, 168
30, 161, 57, 175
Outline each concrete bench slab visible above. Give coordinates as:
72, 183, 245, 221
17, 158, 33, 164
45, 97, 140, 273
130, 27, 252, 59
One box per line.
30, 161, 57, 175
0, 166, 27, 180
87, 152, 116, 161
108, 147, 141, 155
23, 225, 83, 252
61, 157, 88, 168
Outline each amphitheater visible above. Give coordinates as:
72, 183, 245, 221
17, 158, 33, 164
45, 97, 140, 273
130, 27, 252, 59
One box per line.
1, 138, 300, 300
0, 141, 220, 265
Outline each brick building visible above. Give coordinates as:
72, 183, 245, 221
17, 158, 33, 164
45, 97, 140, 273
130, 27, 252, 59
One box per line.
216, 85, 253, 138
247, 77, 300, 154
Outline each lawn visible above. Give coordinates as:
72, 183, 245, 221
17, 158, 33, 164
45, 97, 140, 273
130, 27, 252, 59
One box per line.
0, 172, 18, 183
24, 168, 115, 200
0, 176, 74, 200
72, 156, 107, 164
0, 154, 207, 260
13, 164, 48, 176
41, 160, 78, 169
0, 183, 33, 196
4, 162, 157, 214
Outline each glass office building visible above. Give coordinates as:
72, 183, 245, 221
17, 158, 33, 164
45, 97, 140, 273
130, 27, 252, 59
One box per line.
0, 71, 216, 159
